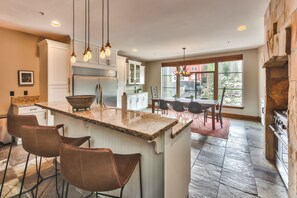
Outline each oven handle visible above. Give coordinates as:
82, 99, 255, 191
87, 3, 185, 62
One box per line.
269, 124, 288, 148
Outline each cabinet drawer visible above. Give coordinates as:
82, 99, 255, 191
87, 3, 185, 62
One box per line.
18, 106, 45, 114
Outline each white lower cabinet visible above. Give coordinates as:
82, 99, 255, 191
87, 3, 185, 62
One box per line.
127, 92, 148, 110
13, 105, 47, 144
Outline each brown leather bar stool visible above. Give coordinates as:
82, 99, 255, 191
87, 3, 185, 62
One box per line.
19, 125, 90, 198
0, 106, 64, 198
60, 143, 143, 198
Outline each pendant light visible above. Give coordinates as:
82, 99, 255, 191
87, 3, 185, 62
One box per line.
180, 48, 191, 77
99, 0, 106, 59
104, 0, 111, 57
173, 48, 191, 77
70, 0, 76, 63
86, 0, 92, 60
83, 0, 89, 62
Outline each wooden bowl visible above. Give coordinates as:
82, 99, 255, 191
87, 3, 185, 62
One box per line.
66, 95, 96, 111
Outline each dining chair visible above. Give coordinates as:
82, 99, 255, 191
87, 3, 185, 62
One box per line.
172, 101, 185, 118
19, 125, 91, 198
60, 143, 143, 198
205, 87, 226, 128
151, 86, 160, 113
159, 99, 169, 114
188, 102, 206, 125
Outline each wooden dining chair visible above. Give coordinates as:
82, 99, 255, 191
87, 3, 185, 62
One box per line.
205, 87, 226, 128
151, 86, 160, 113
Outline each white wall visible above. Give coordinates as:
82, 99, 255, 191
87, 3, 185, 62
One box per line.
144, 48, 260, 117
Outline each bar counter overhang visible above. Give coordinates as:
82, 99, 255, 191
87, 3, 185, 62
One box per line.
35, 101, 192, 198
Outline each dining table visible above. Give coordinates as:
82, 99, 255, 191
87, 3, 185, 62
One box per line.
151, 97, 220, 130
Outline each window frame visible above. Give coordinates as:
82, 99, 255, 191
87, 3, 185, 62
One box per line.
161, 54, 244, 108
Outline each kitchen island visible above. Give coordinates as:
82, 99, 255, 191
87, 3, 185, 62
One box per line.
36, 101, 192, 198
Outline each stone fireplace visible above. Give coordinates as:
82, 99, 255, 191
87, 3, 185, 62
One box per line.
263, 0, 297, 197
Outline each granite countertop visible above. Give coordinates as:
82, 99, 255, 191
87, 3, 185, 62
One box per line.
35, 101, 189, 141
11, 96, 40, 107
159, 114, 193, 138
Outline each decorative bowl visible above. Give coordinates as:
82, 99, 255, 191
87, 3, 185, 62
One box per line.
66, 95, 96, 111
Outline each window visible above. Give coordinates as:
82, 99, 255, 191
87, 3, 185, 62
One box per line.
161, 67, 177, 97
161, 54, 243, 108
218, 60, 243, 107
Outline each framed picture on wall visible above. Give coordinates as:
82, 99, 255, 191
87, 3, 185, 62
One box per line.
18, 70, 34, 86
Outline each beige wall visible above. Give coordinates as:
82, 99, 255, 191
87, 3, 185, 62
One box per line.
0, 27, 43, 116
144, 48, 260, 117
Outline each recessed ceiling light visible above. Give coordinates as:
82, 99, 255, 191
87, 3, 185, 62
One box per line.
51, 20, 61, 27
132, 48, 138, 52
237, 25, 247, 31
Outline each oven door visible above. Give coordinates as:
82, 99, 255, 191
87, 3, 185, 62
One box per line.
269, 124, 288, 188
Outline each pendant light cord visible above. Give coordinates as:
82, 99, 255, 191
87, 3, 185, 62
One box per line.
101, 0, 105, 48
88, 0, 90, 48
85, 0, 87, 49
107, 0, 109, 43
72, 0, 75, 52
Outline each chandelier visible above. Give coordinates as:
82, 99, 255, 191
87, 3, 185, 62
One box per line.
173, 48, 191, 77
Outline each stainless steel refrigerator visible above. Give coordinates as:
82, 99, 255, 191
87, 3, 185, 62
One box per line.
72, 68, 117, 107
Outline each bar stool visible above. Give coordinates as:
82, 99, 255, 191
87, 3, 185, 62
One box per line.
60, 143, 143, 198
19, 125, 90, 198
0, 107, 64, 197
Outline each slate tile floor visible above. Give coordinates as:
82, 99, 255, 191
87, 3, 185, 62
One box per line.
190, 119, 288, 198
0, 119, 288, 198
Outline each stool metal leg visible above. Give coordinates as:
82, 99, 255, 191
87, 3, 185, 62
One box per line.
120, 187, 124, 198
0, 143, 13, 198
65, 183, 69, 198
139, 159, 143, 198
55, 157, 63, 198
34, 157, 42, 197
19, 153, 30, 198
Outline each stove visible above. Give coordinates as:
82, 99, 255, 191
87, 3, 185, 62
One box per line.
270, 110, 288, 189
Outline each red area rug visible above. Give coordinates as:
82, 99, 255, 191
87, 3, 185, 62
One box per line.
191, 117, 230, 139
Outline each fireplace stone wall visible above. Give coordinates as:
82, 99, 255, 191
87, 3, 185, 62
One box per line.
263, 0, 297, 197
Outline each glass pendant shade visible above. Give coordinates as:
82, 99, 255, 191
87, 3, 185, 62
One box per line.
70, 52, 76, 63
86, 47, 92, 60
83, 50, 89, 62
105, 42, 111, 57
100, 47, 106, 59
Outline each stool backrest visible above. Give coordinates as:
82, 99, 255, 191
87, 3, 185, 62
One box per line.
20, 125, 62, 157
188, 102, 203, 114
60, 143, 122, 192
172, 101, 185, 112
7, 106, 39, 138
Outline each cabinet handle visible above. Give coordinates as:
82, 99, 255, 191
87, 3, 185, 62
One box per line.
30, 108, 38, 111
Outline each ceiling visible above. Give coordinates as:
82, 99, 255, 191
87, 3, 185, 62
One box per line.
0, 0, 269, 61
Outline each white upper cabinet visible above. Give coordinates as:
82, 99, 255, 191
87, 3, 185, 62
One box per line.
127, 60, 145, 85
73, 40, 117, 68
38, 39, 70, 102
